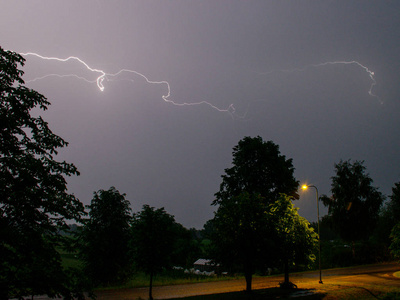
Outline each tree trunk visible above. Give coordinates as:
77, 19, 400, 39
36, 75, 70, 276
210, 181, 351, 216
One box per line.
149, 270, 154, 300
245, 271, 252, 293
244, 248, 253, 292
284, 258, 289, 284
352, 240, 356, 259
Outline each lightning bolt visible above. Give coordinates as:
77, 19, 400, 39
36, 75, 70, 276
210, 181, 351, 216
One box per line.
260, 60, 381, 103
312, 61, 378, 101
19, 52, 236, 116
20, 53, 107, 91
25, 73, 97, 85
19, 51, 381, 121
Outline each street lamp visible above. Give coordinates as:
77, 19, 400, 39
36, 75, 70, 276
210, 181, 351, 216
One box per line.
302, 184, 323, 284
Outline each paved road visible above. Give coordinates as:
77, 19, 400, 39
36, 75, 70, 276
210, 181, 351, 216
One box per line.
94, 262, 400, 299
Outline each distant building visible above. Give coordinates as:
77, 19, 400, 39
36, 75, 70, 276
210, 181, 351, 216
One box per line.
193, 258, 218, 272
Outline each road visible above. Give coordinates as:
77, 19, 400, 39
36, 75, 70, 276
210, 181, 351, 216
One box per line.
94, 262, 400, 299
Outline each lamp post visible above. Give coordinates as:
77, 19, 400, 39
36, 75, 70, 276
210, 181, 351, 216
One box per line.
302, 184, 323, 284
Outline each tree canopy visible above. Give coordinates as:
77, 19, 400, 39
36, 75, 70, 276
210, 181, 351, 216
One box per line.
390, 222, 400, 261
267, 195, 318, 286
211, 137, 303, 292
131, 205, 177, 300
321, 160, 384, 256
214, 136, 299, 206
210, 192, 317, 292
210, 192, 274, 292
374, 181, 400, 246
385, 182, 400, 259
387, 182, 400, 227
79, 187, 133, 286
0, 47, 85, 298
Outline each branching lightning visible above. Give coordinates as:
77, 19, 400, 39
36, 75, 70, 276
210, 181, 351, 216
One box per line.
20, 53, 107, 91
25, 73, 97, 85
312, 61, 378, 101
260, 60, 381, 103
19, 52, 381, 119
20, 52, 236, 116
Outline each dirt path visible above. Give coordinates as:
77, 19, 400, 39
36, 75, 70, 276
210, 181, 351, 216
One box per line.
94, 262, 400, 299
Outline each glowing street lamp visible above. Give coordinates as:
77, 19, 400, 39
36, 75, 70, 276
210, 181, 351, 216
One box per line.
302, 184, 323, 284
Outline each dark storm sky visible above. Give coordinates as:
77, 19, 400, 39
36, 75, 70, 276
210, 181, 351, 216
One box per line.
2, 1, 400, 228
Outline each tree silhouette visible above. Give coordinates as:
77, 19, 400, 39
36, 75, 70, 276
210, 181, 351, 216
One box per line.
386, 182, 400, 230
321, 160, 384, 257
374, 182, 400, 247
211, 192, 273, 292
79, 187, 133, 286
214, 136, 299, 206
390, 223, 400, 260
131, 205, 177, 300
212, 136, 300, 292
0, 47, 85, 298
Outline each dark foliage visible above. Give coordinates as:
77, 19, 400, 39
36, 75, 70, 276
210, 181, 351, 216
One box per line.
376, 182, 400, 243
211, 136, 303, 292
310, 216, 339, 241
390, 222, 400, 260
211, 192, 274, 291
131, 205, 177, 300
171, 224, 202, 268
389, 182, 400, 222
321, 160, 384, 257
79, 187, 133, 286
0, 46, 85, 299
214, 136, 299, 206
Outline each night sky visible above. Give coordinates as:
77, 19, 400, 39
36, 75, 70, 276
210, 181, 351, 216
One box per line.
2, 1, 400, 228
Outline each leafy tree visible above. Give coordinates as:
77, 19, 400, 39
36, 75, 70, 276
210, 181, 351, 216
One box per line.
0, 47, 85, 298
79, 187, 133, 286
390, 222, 400, 260
382, 182, 400, 236
211, 137, 300, 292
211, 193, 317, 292
310, 215, 339, 242
199, 220, 216, 258
267, 195, 318, 287
131, 205, 177, 300
376, 182, 400, 258
202, 219, 215, 238
389, 182, 400, 222
210, 192, 273, 292
374, 183, 400, 250
170, 224, 201, 268
214, 136, 299, 206
321, 160, 384, 257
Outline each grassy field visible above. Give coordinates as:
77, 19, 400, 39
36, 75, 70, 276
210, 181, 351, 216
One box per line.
97, 271, 240, 290
60, 252, 83, 269
59, 250, 239, 290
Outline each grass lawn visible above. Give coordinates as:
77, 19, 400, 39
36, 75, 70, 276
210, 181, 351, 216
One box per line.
59, 248, 83, 269
59, 248, 238, 290
97, 271, 239, 290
